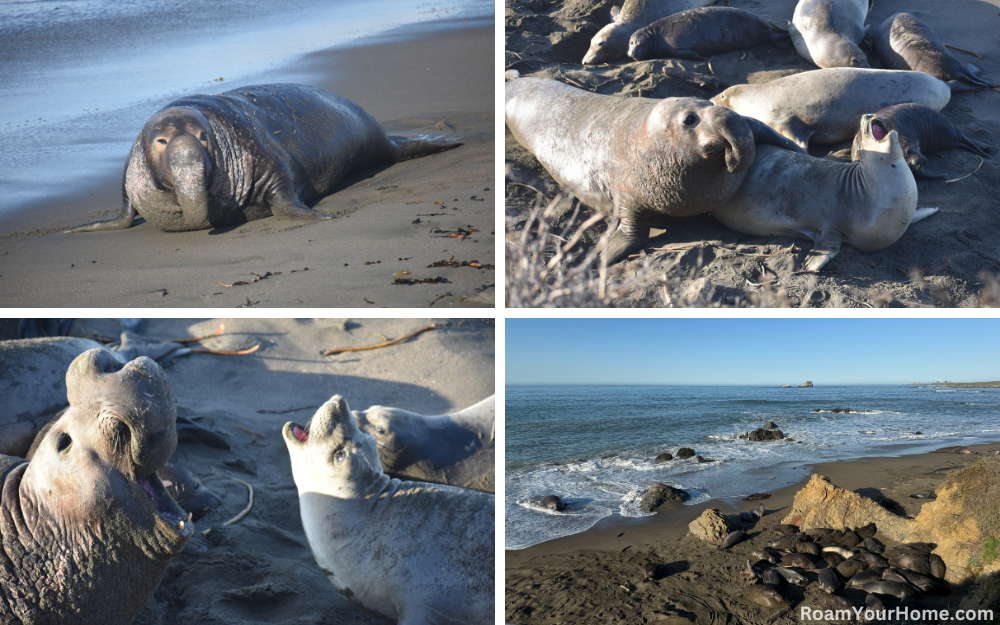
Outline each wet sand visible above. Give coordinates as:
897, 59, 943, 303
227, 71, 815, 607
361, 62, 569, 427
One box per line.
0, 16, 494, 308
505, 442, 1000, 624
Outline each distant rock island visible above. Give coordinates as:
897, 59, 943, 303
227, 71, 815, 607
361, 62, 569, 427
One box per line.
798, 381, 813, 388
777, 385, 792, 388
942, 381, 1000, 388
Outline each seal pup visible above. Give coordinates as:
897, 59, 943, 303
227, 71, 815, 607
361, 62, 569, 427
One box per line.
711, 68, 951, 150
871, 13, 997, 93
282, 395, 493, 625
66, 84, 461, 233
788, 0, 870, 69
850, 103, 990, 178
742, 583, 789, 609
0, 349, 193, 624
628, 7, 792, 61
505, 75, 804, 263
355, 395, 495, 493
711, 114, 937, 271
582, 0, 716, 65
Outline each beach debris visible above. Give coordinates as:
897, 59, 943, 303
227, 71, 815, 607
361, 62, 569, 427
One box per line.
394, 271, 411, 276
217, 271, 276, 287
322, 323, 436, 356
428, 258, 492, 269
433, 227, 479, 240
393, 276, 448, 285
237, 298, 260, 307
364, 260, 382, 265
233, 424, 268, 438
190, 344, 260, 356
202, 478, 254, 537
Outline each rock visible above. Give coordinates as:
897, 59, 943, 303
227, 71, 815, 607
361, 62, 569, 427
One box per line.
740, 428, 785, 442
676, 447, 695, 459
777, 385, 792, 388
540, 495, 566, 511
640, 483, 689, 513
688, 508, 733, 542
799, 381, 814, 387
764, 421, 778, 430
653, 452, 673, 464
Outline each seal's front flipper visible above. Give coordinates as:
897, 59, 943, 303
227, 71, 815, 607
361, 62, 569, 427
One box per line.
910, 207, 938, 225
272, 200, 334, 221
603, 227, 647, 265
803, 229, 843, 272
776, 117, 810, 152
390, 139, 463, 162
743, 116, 806, 154
64, 199, 137, 233
671, 49, 705, 61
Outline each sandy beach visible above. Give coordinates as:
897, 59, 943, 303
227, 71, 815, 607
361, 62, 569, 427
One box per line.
0, 317, 494, 623
506, 442, 1000, 624
505, 0, 1000, 307
0, 10, 494, 308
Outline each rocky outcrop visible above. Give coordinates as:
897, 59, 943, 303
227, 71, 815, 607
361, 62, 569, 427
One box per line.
777, 385, 792, 388
653, 452, 673, 464
799, 381, 813, 388
689, 508, 733, 542
739, 428, 784, 441
675, 447, 695, 459
764, 421, 778, 430
640, 483, 689, 512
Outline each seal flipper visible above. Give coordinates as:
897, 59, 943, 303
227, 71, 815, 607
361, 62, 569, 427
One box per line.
803, 229, 843, 272
742, 116, 806, 154
910, 207, 938, 224
669, 49, 705, 61
64, 198, 138, 233
777, 117, 811, 152
953, 131, 991, 159
604, 226, 647, 265
389, 139, 463, 162
915, 168, 945, 180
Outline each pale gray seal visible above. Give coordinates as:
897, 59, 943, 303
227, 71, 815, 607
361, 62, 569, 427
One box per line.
742, 584, 789, 609
788, 0, 870, 69
862, 580, 920, 599
65, 84, 460, 233
354, 395, 495, 493
582, 0, 716, 65
711, 68, 951, 150
711, 114, 937, 271
282, 395, 494, 625
628, 7, 792, 61
0, 349, 193, 624
505, 76, 804, 263
871, 13, 997, 93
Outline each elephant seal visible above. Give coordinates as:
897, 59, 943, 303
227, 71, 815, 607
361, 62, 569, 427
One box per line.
354, 395, 495, 493
505, 76, 804, 263
158, 462, 222, 522
0, 349, 192, 624
65, 84, 461, 233
628, 7, 792, 61
582, 0, 716, 65
711, 68, 951, 150
788, 0, 869, 69
712, 115, 936, 271
850, 103, 990, 178
742, 584, 788, 609
282, 395, 493, 625
863, 580, 920, 599
871, 13, 997, 93
817, 568, 841, 594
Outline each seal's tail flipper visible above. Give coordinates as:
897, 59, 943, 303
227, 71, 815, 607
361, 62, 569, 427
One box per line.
910, 207, 938, 225
803, 229, 843, 272
954, 132, 991, 158
390, 139, 462, 162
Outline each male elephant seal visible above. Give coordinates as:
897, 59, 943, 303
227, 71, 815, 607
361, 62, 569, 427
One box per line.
355, 395, 495, 493
283, 395, 494, 625
712, 115, 937, 271
65, 84, 461, 233
582, 0, 716, 65
855, 105, 991, 178
0, 349, 192, 624
628, 7, 792, 61
711, 68, 951, 150
505, 76, 804, 263
788, 0, 870, 69
871, 13, 997, 93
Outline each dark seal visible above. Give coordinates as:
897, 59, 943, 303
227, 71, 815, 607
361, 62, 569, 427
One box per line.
629, 7, 791, 61
66, 84, 461, 233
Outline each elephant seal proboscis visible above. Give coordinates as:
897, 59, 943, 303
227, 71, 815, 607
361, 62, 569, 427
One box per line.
871, 13, 997, 93
355, 395, 495, 493
712, 114, 937, 271
582, 0, 716, 65
788, 0, 869, 69
282, 395, 494, 625
850, 104, 990, 179
711, 68, 951, 150
505, 76, 804, 263
0, 349, 192, 624
65, 84, 461, 233
628, 7, 792, 61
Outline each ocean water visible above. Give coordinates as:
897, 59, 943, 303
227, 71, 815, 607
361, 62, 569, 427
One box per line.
0, 0, 489, 216
506, 384, 1000, 550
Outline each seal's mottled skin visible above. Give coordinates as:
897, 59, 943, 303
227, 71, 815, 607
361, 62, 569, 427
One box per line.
582, 0, 716, 64
505, 76, 804, 263
871, 13, 997, 93
66, 83, 461, 233
789, 0, 869, 69
0, 350, 192, 625
628, 7, 792, 61
283, 396, 494, 625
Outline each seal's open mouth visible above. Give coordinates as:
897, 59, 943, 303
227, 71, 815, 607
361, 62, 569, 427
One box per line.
283, 421, 310, 444
137, 471, 192, 537
871, 119, 888, 142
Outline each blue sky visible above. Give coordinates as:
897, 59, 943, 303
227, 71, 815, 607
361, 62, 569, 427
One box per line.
506, 318, 1000, 386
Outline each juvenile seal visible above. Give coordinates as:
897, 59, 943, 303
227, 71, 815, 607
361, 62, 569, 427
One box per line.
282, 395, 493, 625
850, 103, 990, 178
742, 584, 789, 609
721, 529, 747, 549
788, 0, 869, 69
158, 462, 222, 522
628, 7, 792, 61
66, 84, 460, 233
0, 349, 192, 624
817, 568, 840, 594
505, 76, 804, 263
355, 395, 495, 493
711, 68, 951, 150
582, 0, 716, 65
711, 115, 937, 271
871, 13, 997, 93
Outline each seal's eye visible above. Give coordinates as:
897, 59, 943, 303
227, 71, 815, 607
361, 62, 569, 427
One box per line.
199, 131, 208, 142
375, 425, 386, 435
682, 114, 699, 127
156, 138, 168, 145
905, 149, 913, 156
56, 432, 72, 453
335, 450, 347, 463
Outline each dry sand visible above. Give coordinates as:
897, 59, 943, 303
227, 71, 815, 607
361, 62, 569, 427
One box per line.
0, 317, 494, 624
505, 442, 1000, 624
504, 0, 1000, 307
0, 17, 494, 308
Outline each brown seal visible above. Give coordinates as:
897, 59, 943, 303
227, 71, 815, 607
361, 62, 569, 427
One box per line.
628, 7, 791, 61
